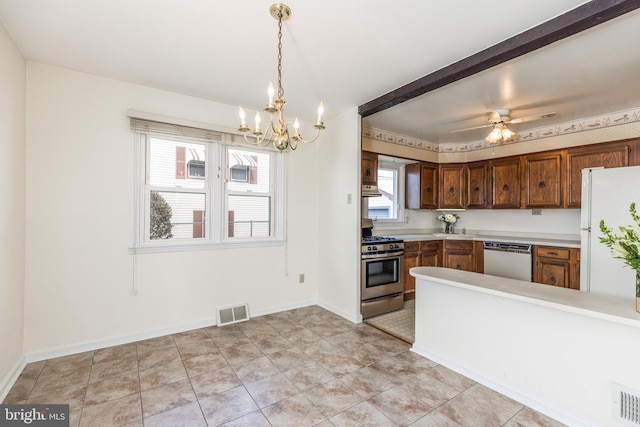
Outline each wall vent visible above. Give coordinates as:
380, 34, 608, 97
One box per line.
614, 383, 640, 426
216, 304, 250, 326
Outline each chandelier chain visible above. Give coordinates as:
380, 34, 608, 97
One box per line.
276, 13, 284, 100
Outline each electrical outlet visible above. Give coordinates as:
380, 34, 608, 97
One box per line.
299, 274, 305, 283
347, 194, 352, 204
532, 209, 542, 215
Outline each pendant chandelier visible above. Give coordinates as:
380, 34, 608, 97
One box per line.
238, 3, 325, 151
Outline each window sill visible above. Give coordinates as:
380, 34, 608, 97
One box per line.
129, 239, 285, 254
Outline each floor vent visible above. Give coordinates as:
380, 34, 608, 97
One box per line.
216, 304, 250, 326
614, 383, 640, 426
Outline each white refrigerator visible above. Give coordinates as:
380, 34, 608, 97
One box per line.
580, 166, 640, 299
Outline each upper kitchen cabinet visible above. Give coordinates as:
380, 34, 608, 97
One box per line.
406, 162, 438, 209
489, 157, 521, 209
564, 141, 631, 208
466, 161, 489, 209
523, 151, 563, 208
439, 164, 466, 209
361, 151, 378, 186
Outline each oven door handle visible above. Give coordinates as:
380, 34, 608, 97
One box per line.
362, 251, 404, 260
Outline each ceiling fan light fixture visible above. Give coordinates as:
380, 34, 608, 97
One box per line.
501, 125, 515, 140
485, 125, 503, 143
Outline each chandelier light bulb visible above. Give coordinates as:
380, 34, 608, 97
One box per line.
294, 118, 300, 130
238, 107, 247, 126
317, 102, 324, 123
267, 82, 275, 105
254, 112, 261, 129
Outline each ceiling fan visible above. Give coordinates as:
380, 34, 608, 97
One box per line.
451, 109, 556, 143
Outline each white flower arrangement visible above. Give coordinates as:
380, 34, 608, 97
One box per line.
437, 213, 459, 224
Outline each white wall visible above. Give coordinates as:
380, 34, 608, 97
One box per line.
317, 108, 361, 322
404, 208, 581, 237
24, 63, 320, 357
0, 22, 26, 397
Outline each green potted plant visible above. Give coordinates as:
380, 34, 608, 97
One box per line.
599, 202, 640, 312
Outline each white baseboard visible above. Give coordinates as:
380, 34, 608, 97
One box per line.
23, 300, 319, 364
411, 343, 595, 427
316, 300, 360, 324
0, 356, 26, 403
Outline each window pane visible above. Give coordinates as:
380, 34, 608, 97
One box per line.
228, 195, 271, 238
227, 148, 270, 192
149, 138, 206, 188
150, 191, 206, 240
367, 168, 397, 219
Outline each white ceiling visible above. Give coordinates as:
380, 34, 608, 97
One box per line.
1, 0, 637, 144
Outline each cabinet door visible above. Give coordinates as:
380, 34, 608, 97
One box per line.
535, 259, 571, 287
420, 240, 442, 267
443, 240, 474, 271
361, 151, 378, 186
420, 164, 438, 209
565, 144, 629, 207
467, 162, 488, 209
406, 163, 438, 209
490, 157, 521, 208
439, 164, 466, 209
403, 251, 420, 299
524, 152, 562, 207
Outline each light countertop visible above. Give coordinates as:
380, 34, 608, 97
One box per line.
410, 266, 640, 327
383, 230, 580, 248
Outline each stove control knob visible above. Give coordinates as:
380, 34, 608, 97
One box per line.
372, 246, 377, 251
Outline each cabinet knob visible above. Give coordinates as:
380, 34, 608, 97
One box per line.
539, 180, 546, 188
474, 186, 480, 193
449, 186, 455, 193
456, 264, 461, 270
366, 169, 371, 176
502, 184, 509, 191
549, 275, 556, 284
426, 187, 432, 193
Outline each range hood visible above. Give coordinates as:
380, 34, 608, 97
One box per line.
362, 185, 382, 197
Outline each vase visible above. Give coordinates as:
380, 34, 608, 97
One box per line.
636, 271, 640, 313
444, 223, 454, 234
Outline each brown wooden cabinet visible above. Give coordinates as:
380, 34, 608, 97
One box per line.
533, 246, 580, 290
565, 141, 631, 207
403, 240, 441, 301
442, 240, 474, 272
490, 157, 521, 208
405, 162, 438, 209
439, 164, 466, 209
466, 161, 489, 209
361, 151, 378, 186
523, 151, 563, 207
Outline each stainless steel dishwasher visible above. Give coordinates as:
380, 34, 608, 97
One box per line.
483, 241, 533, 281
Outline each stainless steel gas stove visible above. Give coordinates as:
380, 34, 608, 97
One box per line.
361, 235, 404, 319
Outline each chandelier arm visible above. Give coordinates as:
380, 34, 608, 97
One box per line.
291, 127, 322, 144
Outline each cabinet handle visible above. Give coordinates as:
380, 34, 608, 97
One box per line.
502, 184, 509, 191
426, 187, 432, 193
474, 186, 480, 193
548, 251, 558, 255
539, 180, 546, 188
449, 186, 455, 193
549, 275, 556, 284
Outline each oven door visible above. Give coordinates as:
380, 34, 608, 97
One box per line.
361, 254, 404, 300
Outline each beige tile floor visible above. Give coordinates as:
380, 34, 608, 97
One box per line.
365, 300, 415, 344
3, 305, 566, 426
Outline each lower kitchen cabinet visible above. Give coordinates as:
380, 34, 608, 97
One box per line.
442, 240, 475, 272
533, 246, 580, 290
403, 240, 442, 300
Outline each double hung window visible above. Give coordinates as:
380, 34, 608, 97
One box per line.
131, 115, 284, 251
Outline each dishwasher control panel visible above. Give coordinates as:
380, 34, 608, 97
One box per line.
483, 241, 532, 254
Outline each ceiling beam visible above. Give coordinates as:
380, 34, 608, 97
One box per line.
358, 0, 640, 117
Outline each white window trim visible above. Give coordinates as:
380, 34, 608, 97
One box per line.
130, 133, 285, 254
366, 161, 406, 226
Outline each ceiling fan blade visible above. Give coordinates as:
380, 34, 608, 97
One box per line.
450, 123, 494, 133
507, 112, 556, 124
